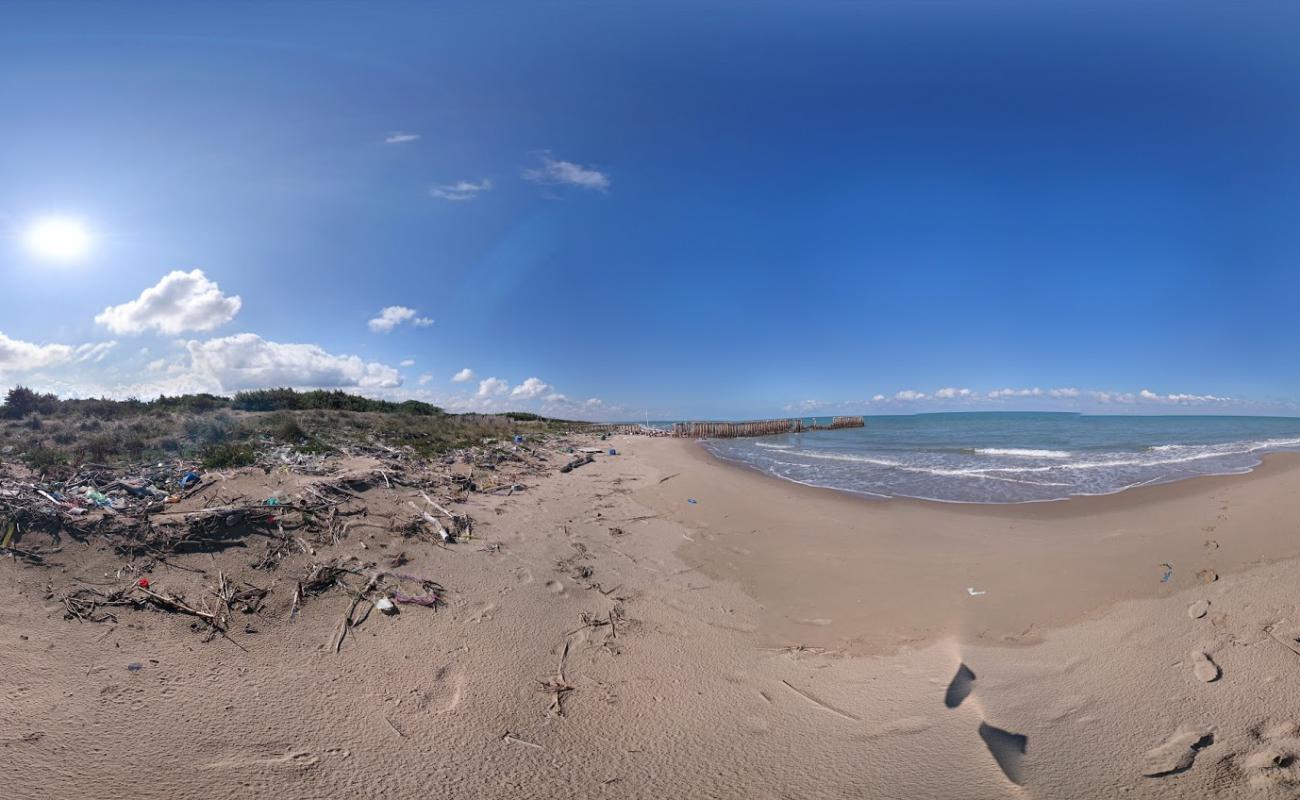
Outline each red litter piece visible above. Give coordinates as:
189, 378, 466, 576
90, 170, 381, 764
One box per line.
137, 578, 150, 588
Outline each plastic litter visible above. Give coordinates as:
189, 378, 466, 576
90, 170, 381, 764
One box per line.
179, 471, 201, 489
687, 498, 697, 504
126, 662, 143, 672
265, 497, 282, 507
84, 489, 112, 507
513, 435, 524, 444
967, 587, 987, 597
1159, 563, 1173, 583
137, 578, 150, 589
375, 597, 397, 615
608, 448, 617, 456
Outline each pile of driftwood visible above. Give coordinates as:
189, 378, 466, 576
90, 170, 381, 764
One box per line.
5, 429, 605, 649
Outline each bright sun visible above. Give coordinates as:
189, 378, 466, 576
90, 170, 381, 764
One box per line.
24, 217, 92, 262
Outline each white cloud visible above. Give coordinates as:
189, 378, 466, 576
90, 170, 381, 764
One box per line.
187, 333, 401, 392
385, 132, 420, 144
934, 387, 972, 399
430, 178, 492, 201
96, 270, 241, 335
368, 306, 434, 333
539, 393, 621, 420
894, 390, 926, 401
988, 387, 1043, 399
1136, 389, 1232, 404
510, 377, 550, 399
476, 377, 508, 398
522, 155, 610, 192
871, 394, 887, 402
1049, 387, 1080, 398
0, 331, 74, 373
73, 341, 117, 363
399, 359, 415, 367
452, 367, 475, 383
418, 373, 433, 386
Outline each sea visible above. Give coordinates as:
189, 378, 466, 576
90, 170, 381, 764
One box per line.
695, 413, 1300, 504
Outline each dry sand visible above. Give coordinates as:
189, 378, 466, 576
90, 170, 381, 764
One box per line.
5, 436, 1300, 798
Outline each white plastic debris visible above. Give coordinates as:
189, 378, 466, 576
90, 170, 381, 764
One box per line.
967, 587, 987, 597
376, 597, 397, 615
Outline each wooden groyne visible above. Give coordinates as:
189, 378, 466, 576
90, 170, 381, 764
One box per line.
671, 415, 864, 439
585, 416, 865, 440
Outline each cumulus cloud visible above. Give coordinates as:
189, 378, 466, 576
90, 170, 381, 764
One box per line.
452, 368, 476, 383
1049, 387, 1080, 398
368, 306, 434, 333
476, 377, 508, 398
934, 387, 972, 399
430, 178, 492, 201
871, 394, 887, 402
894, 390, 927, 401
385, 132, 420, 144
540, 393, 621, 420
523, 155, 610, 191
96, 270, 242, 335
510, 377, 550, 399
0, 331, 75, 373
187, 333, 401, 392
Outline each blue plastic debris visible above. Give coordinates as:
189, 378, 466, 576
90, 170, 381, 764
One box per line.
513, 435, 524, 444
608, 448, 617, 456
687, 498, 697, 505
1159, 563, 1173, 583
179, 471, 201, 489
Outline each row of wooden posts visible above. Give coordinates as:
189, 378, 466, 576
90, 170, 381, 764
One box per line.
670, 415, 865, 439
585, 416, 865, 440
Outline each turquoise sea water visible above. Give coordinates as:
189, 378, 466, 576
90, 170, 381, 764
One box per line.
699, 413, 1300, 503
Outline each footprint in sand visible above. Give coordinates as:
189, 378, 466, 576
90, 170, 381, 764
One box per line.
1142, 725, 1214, 777
415, 666, 466, 714
1191, 650, 1221, 682
1188, 600, 1211, 619
545, 580, 566, 594
978, 722, 1028, 785
204, 749, 322, 770
1197, 569, 1219, 584
944, 663, 976, 709
1239, 722, 1300, 789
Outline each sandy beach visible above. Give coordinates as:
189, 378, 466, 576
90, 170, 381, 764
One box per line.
6, 435, 1300, 798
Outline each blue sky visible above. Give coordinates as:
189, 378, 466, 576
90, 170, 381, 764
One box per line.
2, 1, 1298, 419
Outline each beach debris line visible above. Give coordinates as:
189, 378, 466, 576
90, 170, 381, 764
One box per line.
4, 423, 614, 650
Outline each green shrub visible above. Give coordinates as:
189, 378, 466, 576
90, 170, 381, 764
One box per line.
201, 443, 256, 469
24, 447, 69, 472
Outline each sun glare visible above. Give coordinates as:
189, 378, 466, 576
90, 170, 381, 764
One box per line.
24, 217, 91, 262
